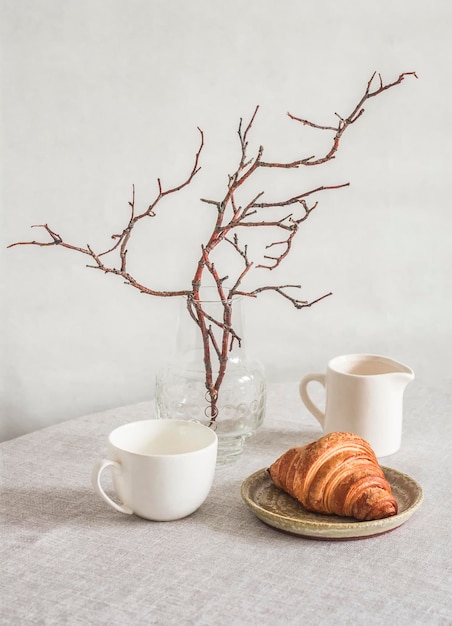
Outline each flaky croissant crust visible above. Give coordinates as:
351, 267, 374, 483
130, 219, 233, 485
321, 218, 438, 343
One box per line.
268, 432, 398, 521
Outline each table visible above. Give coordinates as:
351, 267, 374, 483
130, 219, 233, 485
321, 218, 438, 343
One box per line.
2, 381, 451, 625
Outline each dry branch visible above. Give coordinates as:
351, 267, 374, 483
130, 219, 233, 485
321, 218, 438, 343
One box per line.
8, 71, 417, 421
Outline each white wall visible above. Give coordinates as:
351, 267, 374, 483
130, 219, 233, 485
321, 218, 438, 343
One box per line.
1, 0, 451, 441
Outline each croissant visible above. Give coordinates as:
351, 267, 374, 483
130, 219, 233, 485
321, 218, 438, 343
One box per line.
268, 432, 398, 521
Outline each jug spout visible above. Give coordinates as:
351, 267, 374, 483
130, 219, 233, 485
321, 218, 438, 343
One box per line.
396, 372, 415, 392
391, 361, 415, 388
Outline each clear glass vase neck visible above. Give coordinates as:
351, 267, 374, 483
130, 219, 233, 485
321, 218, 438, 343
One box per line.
176, 292, 247, 361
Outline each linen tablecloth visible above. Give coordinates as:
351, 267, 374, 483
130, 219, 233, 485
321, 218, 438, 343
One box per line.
1, 381, 451, 625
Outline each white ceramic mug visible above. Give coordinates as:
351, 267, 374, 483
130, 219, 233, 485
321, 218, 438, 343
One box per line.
92, 419, 218, 521
299, 354, 414, 457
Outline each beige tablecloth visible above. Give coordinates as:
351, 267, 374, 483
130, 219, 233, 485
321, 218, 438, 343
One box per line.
1, 381, 451, 625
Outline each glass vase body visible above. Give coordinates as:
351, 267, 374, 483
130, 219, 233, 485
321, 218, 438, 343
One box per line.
155, 294, 266, 466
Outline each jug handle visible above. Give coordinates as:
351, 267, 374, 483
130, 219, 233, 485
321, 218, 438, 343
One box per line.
299, 374, 326, 428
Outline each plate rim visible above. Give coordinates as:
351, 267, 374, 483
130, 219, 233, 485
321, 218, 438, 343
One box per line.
241, 465, 423, 539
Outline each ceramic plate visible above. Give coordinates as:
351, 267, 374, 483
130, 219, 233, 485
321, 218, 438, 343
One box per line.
241, 466, 423, 540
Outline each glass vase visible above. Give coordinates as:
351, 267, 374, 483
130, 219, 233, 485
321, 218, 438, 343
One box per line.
155, 292, 266, 466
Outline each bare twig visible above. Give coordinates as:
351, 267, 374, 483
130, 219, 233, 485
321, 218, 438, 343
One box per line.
260, 71, 418, 168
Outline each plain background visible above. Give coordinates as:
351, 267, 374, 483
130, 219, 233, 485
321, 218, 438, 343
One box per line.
1, 0, 451, 441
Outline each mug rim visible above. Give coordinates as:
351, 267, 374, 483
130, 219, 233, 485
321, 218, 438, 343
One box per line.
108, 419, 218, 458
328, 353, 414, 377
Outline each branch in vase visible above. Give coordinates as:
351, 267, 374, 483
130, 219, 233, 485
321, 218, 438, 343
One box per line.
8, 71, 417, 425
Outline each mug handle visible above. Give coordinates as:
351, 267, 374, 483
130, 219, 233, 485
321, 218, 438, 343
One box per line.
299, 373, 326, 428
91, 459, 133, 515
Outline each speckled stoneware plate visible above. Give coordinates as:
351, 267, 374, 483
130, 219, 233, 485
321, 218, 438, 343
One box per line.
241, 466, 423, 540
